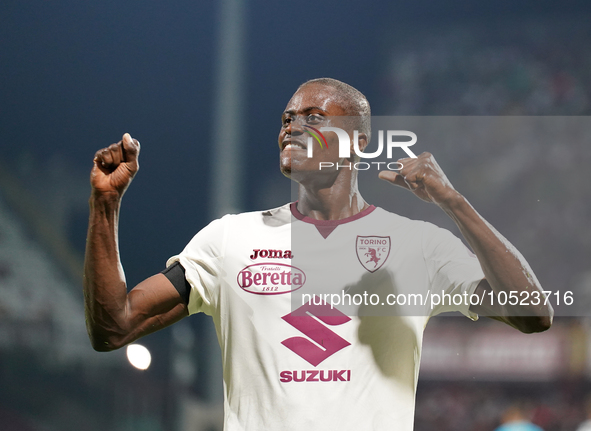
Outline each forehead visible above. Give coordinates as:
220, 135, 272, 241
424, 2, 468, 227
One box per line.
284, 84, 348, 115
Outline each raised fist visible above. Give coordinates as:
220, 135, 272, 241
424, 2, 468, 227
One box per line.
378, 152, 459, 206
91, 133, 140, 198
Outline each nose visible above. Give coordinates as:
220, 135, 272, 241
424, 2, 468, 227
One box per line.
285, 119, 304, 137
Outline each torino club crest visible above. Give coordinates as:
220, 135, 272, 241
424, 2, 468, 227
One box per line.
356, 236, 391, 273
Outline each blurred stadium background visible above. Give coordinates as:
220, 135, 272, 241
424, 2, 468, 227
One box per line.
1, 1, 591, 430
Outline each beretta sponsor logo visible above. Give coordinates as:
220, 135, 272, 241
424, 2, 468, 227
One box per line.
237, 263, 306, 295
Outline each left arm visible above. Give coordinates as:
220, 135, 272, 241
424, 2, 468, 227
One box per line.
379, 152, 553, 333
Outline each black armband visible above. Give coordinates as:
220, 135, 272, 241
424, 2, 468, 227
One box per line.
161, 261, 191, 305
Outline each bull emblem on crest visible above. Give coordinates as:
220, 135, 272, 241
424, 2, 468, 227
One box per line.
355, 236, 391, 273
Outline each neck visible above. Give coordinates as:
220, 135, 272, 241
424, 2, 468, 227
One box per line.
296, 168, 368, 220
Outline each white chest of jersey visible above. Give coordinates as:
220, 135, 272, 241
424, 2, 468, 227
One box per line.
168, 203, 484, 431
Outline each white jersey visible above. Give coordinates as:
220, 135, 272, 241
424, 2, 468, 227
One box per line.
167, 203, 484, 431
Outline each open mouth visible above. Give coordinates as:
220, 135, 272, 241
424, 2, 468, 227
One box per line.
282, 140, 307, 151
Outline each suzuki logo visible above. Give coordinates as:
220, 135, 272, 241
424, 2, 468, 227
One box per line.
281, 298, 351, 366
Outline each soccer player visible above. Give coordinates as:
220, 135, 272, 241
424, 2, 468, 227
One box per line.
84, 78, 553, 430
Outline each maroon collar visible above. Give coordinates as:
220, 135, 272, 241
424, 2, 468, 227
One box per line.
290, 202, 376, 239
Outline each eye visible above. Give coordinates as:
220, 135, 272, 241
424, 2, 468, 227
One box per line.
307, 114, 323, 124
282, 116, 292, 127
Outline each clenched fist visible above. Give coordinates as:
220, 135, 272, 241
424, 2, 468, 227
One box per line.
91, 133, 140, 198
378, 152, 460, 207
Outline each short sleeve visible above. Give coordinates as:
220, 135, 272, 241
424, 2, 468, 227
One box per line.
422, 224, 485, 319
166, 217, 227, 316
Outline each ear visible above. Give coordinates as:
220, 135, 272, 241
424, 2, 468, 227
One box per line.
352, 132, 368, 154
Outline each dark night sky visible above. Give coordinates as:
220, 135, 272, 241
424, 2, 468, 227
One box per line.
1, 0, 589, 286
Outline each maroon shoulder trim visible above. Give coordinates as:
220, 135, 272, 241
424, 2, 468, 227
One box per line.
290, 202, 376, 239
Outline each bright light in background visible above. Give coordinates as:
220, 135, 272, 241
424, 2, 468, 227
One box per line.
126, 344, 151, 370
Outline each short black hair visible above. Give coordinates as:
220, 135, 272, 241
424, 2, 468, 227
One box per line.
298, 78, 372, 142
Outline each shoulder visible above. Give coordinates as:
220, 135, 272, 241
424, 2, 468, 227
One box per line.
372, 206, 441, 235
372, 207, 465, 253
238, 203, 291, 223
217, 203, 292, 229
177, 204, 291, 262
185, 204, 291, 247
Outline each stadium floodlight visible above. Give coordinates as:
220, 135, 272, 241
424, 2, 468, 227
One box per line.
126, 344, 151, 370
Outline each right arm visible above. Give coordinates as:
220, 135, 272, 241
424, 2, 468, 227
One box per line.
84, 133, 188, 352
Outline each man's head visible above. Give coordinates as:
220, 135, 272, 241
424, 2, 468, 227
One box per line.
297, 78, 371, 140
278, 78, 371, 183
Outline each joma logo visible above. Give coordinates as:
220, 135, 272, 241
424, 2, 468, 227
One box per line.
250, 249, 293, 260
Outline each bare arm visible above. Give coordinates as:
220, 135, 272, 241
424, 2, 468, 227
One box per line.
84, 133, 187, 352
379, 153, 553, 333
